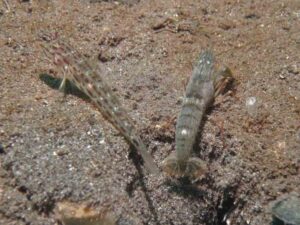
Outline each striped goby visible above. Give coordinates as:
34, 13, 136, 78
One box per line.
41, 39, 159, 174
162, 50, 232, 179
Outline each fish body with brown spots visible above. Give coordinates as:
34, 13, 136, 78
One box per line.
162, 51, 232, 179
176, 51, 215, 164
41, 38, 159, 174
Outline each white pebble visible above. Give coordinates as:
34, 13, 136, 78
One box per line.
245, 97, 260, 118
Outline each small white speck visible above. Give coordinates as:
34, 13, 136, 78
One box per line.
113, 106, 118, 112
64, 65, 68, 70
246, 97, 256, 106
87, 83, 93, 90
100, 139, 105, 144
245, 97, 260, 118
226, 219, 231, 225
206, 60, 211, 65
106, 93, 110, 98
181, 129, 188, 136
53, 151, 57, 156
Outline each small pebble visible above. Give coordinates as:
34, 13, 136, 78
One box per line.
245, 96, 260, 118
270, 193, 300, 225
277, 141, 286, 150
53, 147, 69, 156
279, 74, 286, 79
55, 201, 117, 225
